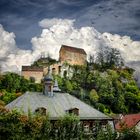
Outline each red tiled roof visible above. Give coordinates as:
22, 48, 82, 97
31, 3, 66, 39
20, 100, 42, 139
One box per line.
115, 114, 140, 131
60, 45, 86, 55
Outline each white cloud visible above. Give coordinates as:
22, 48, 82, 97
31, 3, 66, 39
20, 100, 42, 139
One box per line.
102, 33, 140, 63
0, 18, 140, 77
0, 24, 17, 56
39, 18, 75, 28
33, 18, 140, 64
0, 24, 36, 73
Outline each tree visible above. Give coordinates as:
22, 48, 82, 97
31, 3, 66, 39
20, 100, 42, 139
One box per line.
124, 92, 140, 113
64, 80, 73, 93
89, 89, 99, 102
95, 48, 124, 70
1, 73, 21, 92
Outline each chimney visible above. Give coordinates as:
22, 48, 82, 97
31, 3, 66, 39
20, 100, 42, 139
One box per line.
43, 67, 53, 97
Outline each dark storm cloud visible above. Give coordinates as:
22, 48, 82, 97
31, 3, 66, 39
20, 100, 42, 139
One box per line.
74, 0, 140, 40
0, 0, 95, 49
0, 0, 140, 49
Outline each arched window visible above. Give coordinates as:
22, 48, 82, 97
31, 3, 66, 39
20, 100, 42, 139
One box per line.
52, 68, 56, 74
35, 107, 47, 115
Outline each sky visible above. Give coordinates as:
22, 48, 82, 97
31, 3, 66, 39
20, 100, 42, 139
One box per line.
0, 0, 140, 49
0, 0, 140, 84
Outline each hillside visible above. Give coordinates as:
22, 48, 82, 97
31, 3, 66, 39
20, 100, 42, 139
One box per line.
31, 57, 57, 67
0, 48, 140, 115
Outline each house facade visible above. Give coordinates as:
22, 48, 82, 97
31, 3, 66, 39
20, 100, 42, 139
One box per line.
6, 72, 114, 131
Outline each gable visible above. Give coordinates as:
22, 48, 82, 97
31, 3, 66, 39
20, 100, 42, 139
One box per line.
60, 45, 86, 55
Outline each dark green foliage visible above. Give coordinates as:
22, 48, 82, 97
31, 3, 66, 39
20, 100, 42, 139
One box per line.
0, 108, 139, 140
119, 128, 140, 140
32, 56, 57, 67
0, 108, 83, 140
0, 72, 43, 104
56, 49, 140, 114
95, 48, 124, 71
0, 91, 17, 104
0, 73, 21, 93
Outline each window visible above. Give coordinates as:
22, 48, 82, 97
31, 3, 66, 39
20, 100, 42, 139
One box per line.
52, 68, 56, 74
84, 125, 90, 133
66, 108, 79, 116
30, 76, 35, 83
58, 66, 61, 74
35, 107, 47, 115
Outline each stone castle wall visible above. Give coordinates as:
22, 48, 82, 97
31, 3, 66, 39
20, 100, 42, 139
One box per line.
22, 66, 44, 83
59, 45, 87, 66
60, 50, 86, 65
22, 71, 43, 83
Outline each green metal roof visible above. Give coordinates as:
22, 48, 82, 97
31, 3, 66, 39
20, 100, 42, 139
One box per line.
6, 92, 112, 120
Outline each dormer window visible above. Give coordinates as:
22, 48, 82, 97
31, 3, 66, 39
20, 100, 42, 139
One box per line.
35, 107, 47, 115
66, 108, 79, 116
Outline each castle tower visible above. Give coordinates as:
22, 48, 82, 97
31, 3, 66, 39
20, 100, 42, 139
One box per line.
43, 67, 53, 97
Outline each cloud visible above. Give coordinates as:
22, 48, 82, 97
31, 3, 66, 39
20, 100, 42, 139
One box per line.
39, 18, 75, 28
33, 18, 108, 60
32, 18, 140, 85
74, 0, 140, 39
102, 33, 140, 63
0, 24, 17, 55
0, 24, 36, 73
0, 18, 140, 79
33, 18, 140, 64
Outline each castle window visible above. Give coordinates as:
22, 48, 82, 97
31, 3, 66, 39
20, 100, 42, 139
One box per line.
52, 68, 56, 74
30, 76, 35, 83
35, 107, 47, 115
58, 66, 61, 74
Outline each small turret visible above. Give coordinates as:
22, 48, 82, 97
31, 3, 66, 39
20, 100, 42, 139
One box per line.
53, 79, 61, 92
43, 67, 53, 97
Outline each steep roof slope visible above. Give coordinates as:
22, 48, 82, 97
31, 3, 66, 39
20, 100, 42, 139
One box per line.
115, 114, 140, 130
6, 92, 112, 120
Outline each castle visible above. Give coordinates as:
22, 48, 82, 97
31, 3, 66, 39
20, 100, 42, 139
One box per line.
21, 45, 87, 83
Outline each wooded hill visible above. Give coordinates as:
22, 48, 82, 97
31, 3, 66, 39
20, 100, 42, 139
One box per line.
0, 48, 140, 114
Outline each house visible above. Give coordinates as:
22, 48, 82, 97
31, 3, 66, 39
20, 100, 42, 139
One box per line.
6, 69, 114, 131
59, 45, 87, 66
115, 114, 140, 132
